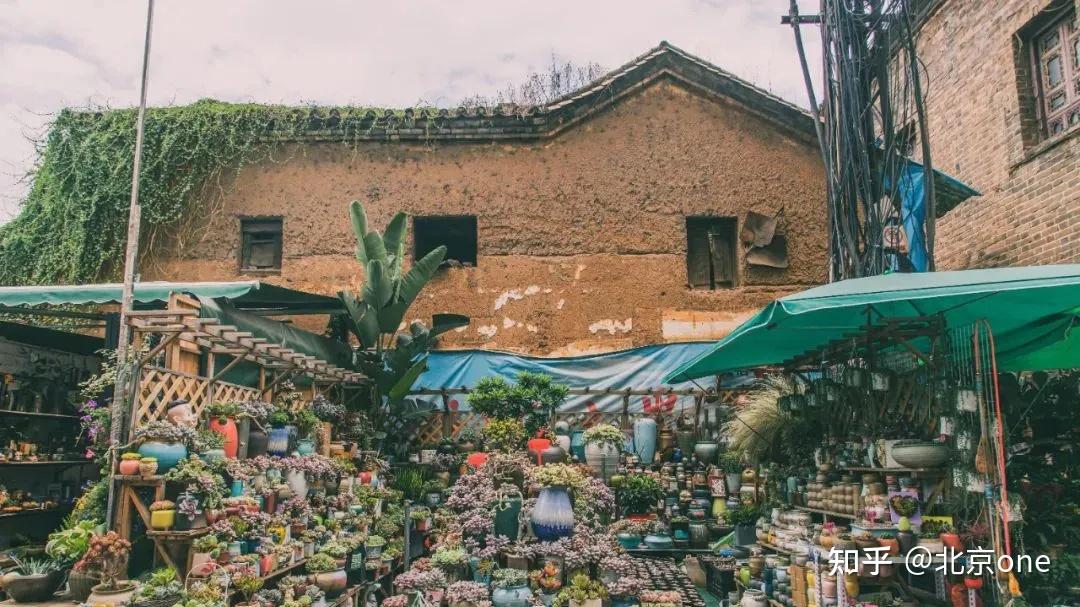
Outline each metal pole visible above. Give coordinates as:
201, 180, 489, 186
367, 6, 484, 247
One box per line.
106, 0, 155, 527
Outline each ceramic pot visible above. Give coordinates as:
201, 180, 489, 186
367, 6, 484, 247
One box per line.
676, 428, 695, 454
150, 508, 176, 529
633, 417, 658, 464
531, 486, 574, 541
247, 429, 269, 457
540, 444, 566, 464
643, 533, 674, 549
137, 441, 187, 472
616, 533, 642, 549
3, 571, 64, 602
310, 569, 347, 596
494, 495, 522, 541
735, 524, 757, 546
890, 441, 949, 468
268, 427, 289, 456
554, 434, 571, 453
569, 431, 586, 461
118, 458, 140, 475
658, 429, 675, 457
584, 442, 620, 481
208, 416, 239, 458
87, 582, 137, 606
67, 571, 100, 601
287, 469, 307, 497
689, 521, 710, 548
297, 438, 316, 455
941, 532, 963, 551
693, 441, 720, 465
897, 530, 916, 555
725, 473, 742, 494
199, 448, 226, 463
740, 589, 768, 607
491, 584, 533, 607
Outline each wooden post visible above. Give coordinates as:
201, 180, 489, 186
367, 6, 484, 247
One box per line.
621, 392, 631, 429
441, 390, 453, 441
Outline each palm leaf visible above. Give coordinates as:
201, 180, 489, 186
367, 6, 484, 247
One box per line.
382, 212, 408, 277
399, 246, 446, 308
349, 201, 369, 264
362, 259, 394, 307
363, 231, 387, 264
387, 357, 429, 405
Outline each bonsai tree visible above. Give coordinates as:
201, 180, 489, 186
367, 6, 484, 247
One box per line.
468, 372, 568, 433
483, 418, 528, 453
73, 531, 132, 591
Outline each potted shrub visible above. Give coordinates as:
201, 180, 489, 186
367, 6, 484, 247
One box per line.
409, 506, 432, 531
233, 573, 264, 607
0, 558, 65, 602
616, 474, 664, 518
46, 519, 99, 600
553, 574, 607, 607
306, 552, 347, 596
139, 456, 159, 477
456, 427, 482, 453
483, 418, 528, 453
134, 420, 194, 472
131, 568, 183, 607
432, 546, 468, 582
609, 519, 645, 549
239, 400, 274, 457
149, 500, 176, 530
365, 535, 387, 559
268, 410, 292, 456
118, 452, 141, 475
446, 581, 490, 607
80, 532, 136, 606
719, 452, 743, 494
582, 424, 623, 481
725, 503, 759, 546
294, 409, 320, 454
205, 402, 240, 458
491, 568, 533, 607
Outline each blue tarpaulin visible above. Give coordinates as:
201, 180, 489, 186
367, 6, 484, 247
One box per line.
893, 159, 981, 272
407, 342, 752, 413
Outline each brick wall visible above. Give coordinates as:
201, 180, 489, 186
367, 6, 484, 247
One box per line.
915, 0, 1079, 268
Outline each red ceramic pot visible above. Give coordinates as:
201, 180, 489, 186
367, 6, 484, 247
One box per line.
964, 576, 983, 590
208, 416, 239, 458
358, 471, 372, 484
466, 452, 490, 468
941, 532, 963, 551
118, 459, 140, 475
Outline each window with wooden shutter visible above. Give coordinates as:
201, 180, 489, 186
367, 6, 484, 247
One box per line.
1032, 9, 1080, 137
240, 217, 282, 272
686, 217, 737, 289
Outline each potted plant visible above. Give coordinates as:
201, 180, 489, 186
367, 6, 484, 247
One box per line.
233, 572, 264, 607
205, 402, 240, 458
131, 568, 183, 607
191, 535, 224, 573
609, 519, 645, 549
422, 480, 445, 507
408, 506, 432, 531
306, 552, 347, 596
605, 576, 647, 607
80, 532, 136, 606
530, 561, 563, 606
268, 410, 292, 456
119, 452, 142, 475
582, 424, 623, 481
194, 429, 227, 462
553, 574, 607, 607
134, 420, 194, 472
446, 581, 489, 607
149, 500, 176, 530
139, 456, 159, 477
239, 400, 274, 457
725, 503, 759, 546
719, 451, 743, 494
642, 520, 674, 549
529, 464, 583, 541
877, 531, 900, 555
456, 426, 482, 453
365, 534, 387, 559
432, 546, 468, 582
174, 490, 205, 530
381, 595, 411, 607
0, 558, 65, 602
491, 568, 533, 607
45, 518, 99, 599
472, 557, 495, 584
939, 523, 962, 551
616, 474, 664, 518
483, 418, 528, 453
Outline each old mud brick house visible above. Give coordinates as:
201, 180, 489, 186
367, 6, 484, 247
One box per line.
147, 43, 827, 355
910, 0, 1079, 269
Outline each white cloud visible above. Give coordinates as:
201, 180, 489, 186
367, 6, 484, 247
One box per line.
0, 0, 822, 221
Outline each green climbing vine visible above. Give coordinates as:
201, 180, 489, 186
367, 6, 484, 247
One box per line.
0, 99, 437, 286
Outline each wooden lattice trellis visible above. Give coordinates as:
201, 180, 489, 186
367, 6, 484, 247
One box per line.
132, 366, 261, 434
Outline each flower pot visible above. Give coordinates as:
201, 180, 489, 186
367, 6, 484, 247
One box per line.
208, 416, 239, 458
570, 599, 602, 607
287, 469, 308, 497
138, 440, 188, 472
199, 448, 226, 463
87, 582, 138, 606
297, 438, 316, 455
897, 530, 916, 555
268, 427, 290, 456
941, 532, 963, 551
890, 441, 949, 468
643, 533, 674, 549
879, 537, 900, 555
2, 571, 64, 602
540, 444, 566, 464
633, 417, 658, 464
693, 441, 720, 466
118, 458, 140, 475
150, 509, 176, 530
67, 571, 101, 601
528, 438, 552, 465
616, 532, 642, 549
494, 495, 522, 541
139, 460, 158, 477
725, 473, 742, 494
735, 523, 756, 547
310, 569, 348, 596
491, 584, 533, 607
531, 486, 574, 541
584, 442, 620, 481
247, 428, 269, 457
689, 521, 710, 548
740, 589, 768, 607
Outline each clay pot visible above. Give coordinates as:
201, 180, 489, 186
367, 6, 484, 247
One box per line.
941, 532, 963, 551
879, 537, 900, 555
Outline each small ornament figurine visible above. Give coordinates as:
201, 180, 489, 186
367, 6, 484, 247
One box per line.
166, 398, 197, 428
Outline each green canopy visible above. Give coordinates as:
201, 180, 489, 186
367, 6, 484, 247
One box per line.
664, 265, 1080, 381
0, 281, 345, 314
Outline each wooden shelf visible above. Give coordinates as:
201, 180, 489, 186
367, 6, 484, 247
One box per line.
0, 409, 80, 420
0, 459, 93, 467
842, 466, 945, 474
146, 527, 211, 540
757, 540, 795, 555
794, 505, 858, 520
0, 506, 71, 520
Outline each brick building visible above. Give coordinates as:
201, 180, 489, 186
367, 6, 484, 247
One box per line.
145, 43, 828, 355
912, 0, 1079, 268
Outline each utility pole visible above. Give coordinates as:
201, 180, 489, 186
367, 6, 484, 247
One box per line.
106, 0, 155, 527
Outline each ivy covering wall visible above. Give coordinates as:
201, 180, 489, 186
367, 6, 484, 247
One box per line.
0, 99, 420, 286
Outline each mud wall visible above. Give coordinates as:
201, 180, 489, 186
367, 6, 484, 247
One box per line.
146, 80, 828, 355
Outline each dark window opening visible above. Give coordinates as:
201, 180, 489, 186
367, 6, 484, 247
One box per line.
240, 217, 282, 271
686, 217, 737, 289
414, 216, 477, 267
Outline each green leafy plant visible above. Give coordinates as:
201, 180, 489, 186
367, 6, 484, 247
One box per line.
268, 410, 291, 428
205, 402, 240, 422
725, 503, 760, 527
294, 409, 320, 438
306, 553, 341, 573
45, 517, 100, 565
582, 424, 623, 451
467, 372, 568, 433
233, 573, 264, 603
492, 568, 529, 588
531, 463, 586, 488
552, 574, 607, 607
483, 418, 528, 452
615, 474, 664, 515
718, 451, 744, 474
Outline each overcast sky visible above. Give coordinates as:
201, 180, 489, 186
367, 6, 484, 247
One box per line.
0, 0, 822, 222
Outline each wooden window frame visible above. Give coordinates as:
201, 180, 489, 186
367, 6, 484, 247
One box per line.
239, 216, 283, 273
1031, 8, 1080, 138
685, 216, 738, 290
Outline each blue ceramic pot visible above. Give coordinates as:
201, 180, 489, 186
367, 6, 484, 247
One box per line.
137, 441, 188, 472
492, 585, 533, 607
531, 486, 574, 542
633, 417, 657, 464
268, 427, 289, 456
230, 479, 244, 497
297, 438, 315, 455
616, 533, 642, 549
611, 597, 639, 607
494, 496, 522, 541
643, 533, 674, 549
199, 448, 226, 463
569, 431, 586, 461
